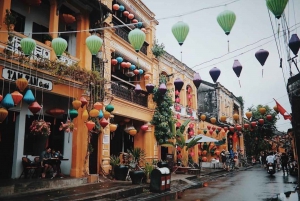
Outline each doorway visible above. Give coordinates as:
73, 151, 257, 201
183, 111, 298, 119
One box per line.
110, 125, 134, 157
89, 134, 99, 174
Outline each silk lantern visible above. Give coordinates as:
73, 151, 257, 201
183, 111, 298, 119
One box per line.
217, 10, 236, 35
141, 124, 148, 131
135, 84, 142, 94
16, 78, 28, 92
288, 34, 300, 55
174, 78, 184, 91
52, 37, 68, 58
89, 109, 99, 118
20, 37, 36, 56
98, 110, 104, 119
103, 111, 110, 119
110, 124, 117, 132
159, 83, 167, 95
80, 96, 88, 108
146, 83, 154, 93
82, 109, 89, 122
86, 121, 95, 131
11, 91, 23, 105
105, 104, 114, 113
0, 108, 8, 123
72, 99, 81, 110
69, 109, 78, 120
28, 101, 42, 114
94, 102, 103, 111
172, 21, 189, 45
23, 89, 35, 105
128, 28, 146, 52
2, 94, 14, 109
266, 0, 288, 19
86, 35, 103, 55
100, 118, 108, 128
209, 67, 221, 83
193, 73, 202, 89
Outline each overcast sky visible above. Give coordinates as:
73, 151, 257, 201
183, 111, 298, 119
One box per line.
144, 0, 300, 132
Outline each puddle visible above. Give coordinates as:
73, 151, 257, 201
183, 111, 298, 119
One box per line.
276, 191, 299, 201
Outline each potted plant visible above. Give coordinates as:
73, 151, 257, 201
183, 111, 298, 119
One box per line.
59, 120, 75, 133
127, 148, 146, 184
144, 162, 154, 183
109, 155, 120, 178
4, 9, 17, 31
29, 119, 51, 155
43, 34, 52, 46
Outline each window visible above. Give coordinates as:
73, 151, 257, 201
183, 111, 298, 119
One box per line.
32, 22, 49, 43
11, 10, 25, 33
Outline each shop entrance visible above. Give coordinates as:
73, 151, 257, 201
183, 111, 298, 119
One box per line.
89, 134, 99, 174
0, 112, 18, 179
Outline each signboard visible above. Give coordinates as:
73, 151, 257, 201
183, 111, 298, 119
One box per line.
103, 135, 109, 144
2, 68, 53, 91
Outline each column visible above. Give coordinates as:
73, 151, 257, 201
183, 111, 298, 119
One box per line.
49, 0, 59, 61
144, 124, 155, 163
0, 0, 11, 45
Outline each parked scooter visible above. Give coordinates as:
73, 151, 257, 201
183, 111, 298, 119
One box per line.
289, 161, 298, 176
267, 163, 276, 175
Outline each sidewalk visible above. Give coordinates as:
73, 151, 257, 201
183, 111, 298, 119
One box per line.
0, 167, 246, 201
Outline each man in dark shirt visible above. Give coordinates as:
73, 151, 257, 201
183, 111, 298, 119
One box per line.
281, 152, 289, 174
40, 147, 53, 178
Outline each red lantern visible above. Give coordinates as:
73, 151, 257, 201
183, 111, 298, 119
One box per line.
229, 126, 235, 132
236, 125, 242, 131
187, 87, 191, 93
202, 150, 207, 155
111, 59, 118, 65
176, 105, 180, 111
251, 122, 257, 127
207, 125, 211, 130
132, 19, 138, 23
46, 108, 65, 116
112, 4, 119, 11
121, 62, 127, 69
266, 114, 272, 121
100, 118, 108, 128
141, 124, 148, 131
176, 121, 181, 127
86, 121, 95, 131
128, 13, 134, 20
175, 97, 180, 103
126, 62, 131, 68
0, 95, 3, 102
177, 146, 181, 151
209, 130, 213, 135
133, 69, 140, 75
188, 94, 192, 99
198, 150, 202, 156
177, 154, 182, 159
80, 96, 88, 108
11, 91, 23, 105
189, 130, 194, 136
189, 123, 194, 128
190, 152, 194, 157
175, 90, 180, 96
258, 119, 264, 125
188, 101, 192, 106
223, 127, 228, 132
94, 102, 103, 111
212, 126, 216, 131
22, 0, 41, 6
28, 101, 42, 114
176, 113, 180, 119
123, 11, 129, 17
244, 123, 249, 129
60, 14, 76, 24
229, 135, 232, 138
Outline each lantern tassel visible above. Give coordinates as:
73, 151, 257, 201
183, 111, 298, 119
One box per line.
238, 80, 241, 88
227, 40, 230, 53
262, 68, 264, 78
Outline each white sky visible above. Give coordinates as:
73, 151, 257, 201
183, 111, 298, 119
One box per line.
144, 0, 300, 132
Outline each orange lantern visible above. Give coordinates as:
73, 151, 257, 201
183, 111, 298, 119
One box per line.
16, 78, 28, 92
210, 117, 216, 124
72, 99, 81, 110
273, 105, 279, 113
220, 115, 226, 122
245, 111, 252, 119
129, 129, 137, 136
104, 111, 110, 119
121, 62, 127, 69
60, 14, 76, 24
259, 107, 266, 115
94, 102, 103, 111
11, 91, 23, 105
203, 182, 208, 187
123, 11, 129, 17
128, 13, 134, 20
46, 108, 65, 116
82, 109, 89, 122
112, 4, 119, 11
144, 74, 150, 80
132, 19, 138, 23
89, 109, 99, 118
200, 114, 206, 121
28, 101, 42, 114
110, 124, 117, 132
86, 120, 95, 131
0, 108, 8, 123
233, 113, 239, 121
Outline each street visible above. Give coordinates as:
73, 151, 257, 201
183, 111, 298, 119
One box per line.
152, 166, 298, 201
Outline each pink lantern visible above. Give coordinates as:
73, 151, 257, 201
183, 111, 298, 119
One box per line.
190, 152, 195, 157
175, 97, 180, 103
128, 13, 134, 20
176, 105, 180, 111
176, 121, 181, 127
212, 126, 216, 131
132, 19, 138, 23
123, 11, 129, 17
209, 130, 213, 135
188, 87, 191, 93
189, 123, 194, 128
188, 101, 192, 106
176, 113, 180, 119
175, 90, 180, 96
141, 124, 148, 131
223, 127, 228, 132
207, 125, 211, 130
188, 94, 192, 99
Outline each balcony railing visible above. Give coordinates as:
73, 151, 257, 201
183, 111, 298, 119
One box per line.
111, 81, 148, 107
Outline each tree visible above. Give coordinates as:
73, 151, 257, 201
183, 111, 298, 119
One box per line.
244, 104, 278, 158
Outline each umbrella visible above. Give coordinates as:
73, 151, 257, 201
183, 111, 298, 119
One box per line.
185, 134, 218, 144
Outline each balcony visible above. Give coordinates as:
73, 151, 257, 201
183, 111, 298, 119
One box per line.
111, 81, 148, 107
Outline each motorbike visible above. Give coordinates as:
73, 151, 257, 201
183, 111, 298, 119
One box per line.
289, 161, 298, 176
267, 163, 275, 175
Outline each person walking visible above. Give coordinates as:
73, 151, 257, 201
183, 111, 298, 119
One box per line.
281, 152, 289, 174
221, 150, 227, 170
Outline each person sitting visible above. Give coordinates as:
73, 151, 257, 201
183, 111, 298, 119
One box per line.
40, 147, 56, 178
52, 150, 64, 178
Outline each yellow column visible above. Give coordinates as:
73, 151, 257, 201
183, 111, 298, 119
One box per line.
49, 0, 59, 61
144, 124, 155, 163
0, 0, 11, 44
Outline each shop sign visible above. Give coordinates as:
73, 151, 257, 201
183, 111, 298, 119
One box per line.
2, 68, 53, 91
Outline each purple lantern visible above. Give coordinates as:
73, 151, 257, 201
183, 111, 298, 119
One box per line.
288, 34, 300, 56
174, 78, 184, 91
209, 67, 221, 83
159, 83, 167, 95
255, 49, 269, 66
232, 60, 242, 78
146, 83, 155, 93
135, 84, 142, 94
193, 73, 202, 89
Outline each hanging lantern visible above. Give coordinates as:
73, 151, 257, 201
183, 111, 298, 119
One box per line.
110, 124, 117, 132
258, 119, 264, 125
128, 28, 146, 52
137, 22, 143, 28
175, 97, 180, 103
139, 69, 144, 75
266, 114, 272, 121
175, 90, 180, 96
125, 71, 135, 78
72, 99, 81, 110
209, 129, 213, 135
129, 129, 137, 136
202, 157, 207, 162
133, 69, 140, 75
193, 73, 202, 89
22, 0, 42, 6
46, 108, 65, 116
255, 49, 269, 66
209, 67, 221, 83
266, 0, 288, 19
220, 116, 226, 122
146, 83, 154, 93
11, 91, 23, 106
232, 59, 243, 86
89, 109, 99, 118
100, 118, 108, 128
207, 125, 211, 130
259, 107, 266, 115
159, 83, 167, 95
16, 78, 28, 92
171, 21, 189, 46
176, 113, 180, 119
69, 109, 78, 120
105, 104, 114, 113
118, 5, 125, 12
245, 111, 252, 120
144, 74, 150, 80
236, 125, 242, 131
288, 34, 300, 56
23, 89, 35, 105
103, 111, 110, 119
52, 37, 68, 58
233, 114, 239, 121
116, 57, 123, 64
251, 121, 257, 128
123, 11, 129, 17
128, 13, 134, 20
86, 34, 103, 55
217, 10, 236, 35
135, 84, 142, 94
111, 59, 118, 65
82, 109, 89, 122
223, 127, 228, 132
229, 126, 235, 132
0, 108, 8, 123
112, 4, 119, 11
132, 19, 138, 23
200, 114, 206, 121
130, 64, 136, 70
20, 37, 36, 56
273, 105, 279, 113
210, 117, 216, 124
28, 101, 41, 114
174, 78, 184, 91
211, 126, 216, 131
94, 102, 103, 111
203, 130, 207, 134
80, 96, 88, 108
60, 14, 76, 24
98, 110, 104, 119
124, 118, 130, 123
141, 124, 148, 131
2, 94, 14, 109
244, 124, 249, 129
86, 121, 95, 131
0, 95, 3, 102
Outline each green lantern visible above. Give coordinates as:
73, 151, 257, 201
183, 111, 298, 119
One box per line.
128, 28, 146, 52
203, 130, 207, 135
20, 37, 36, 56
171, 21, 189, 46
52, 37, 68, 58
86, 34, 103, 55
266, 0, 288, 19
105, 104, 114, 113
217, 10, 236, 35
69, 109, 78, 120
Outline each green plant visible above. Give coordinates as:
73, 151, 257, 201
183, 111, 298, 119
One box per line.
110, 155, 120, 167
152, 40, 165, 58
127, 147, 146, 165
43, 34, 53, 42
144, 162, 154, 176
4, 9, 17, 26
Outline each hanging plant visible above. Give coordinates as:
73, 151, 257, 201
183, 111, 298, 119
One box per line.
29, 119, 51, 136
59, 120, 75, 133
152, 40, 165, 58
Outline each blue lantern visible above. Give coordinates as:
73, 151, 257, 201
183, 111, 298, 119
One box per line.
119, 5, 125, 17
2, 94, 14, 109
130, 64, 136, 70
139, 69, 144, 74
137, 22, 143, 28
23, 89, 35, 105
98, 110, 104, 119
116, 57, 123, 70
